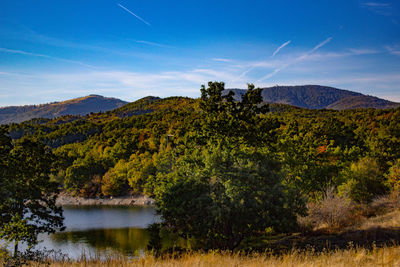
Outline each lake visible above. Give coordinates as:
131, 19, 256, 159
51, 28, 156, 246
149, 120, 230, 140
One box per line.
34, 206, 161, 259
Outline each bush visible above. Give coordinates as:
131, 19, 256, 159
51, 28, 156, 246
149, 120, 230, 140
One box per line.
338, 157, 387, 203
298, 188, 361, 233
386, 159, 400, 193
101, 160, 129, 196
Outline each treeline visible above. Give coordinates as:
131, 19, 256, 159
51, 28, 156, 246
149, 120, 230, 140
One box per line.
4, 86, 400, 204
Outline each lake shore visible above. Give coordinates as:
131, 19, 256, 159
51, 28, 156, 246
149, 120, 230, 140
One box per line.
56, 193, 155, 206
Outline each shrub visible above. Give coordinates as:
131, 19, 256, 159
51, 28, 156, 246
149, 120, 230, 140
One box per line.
338, 157, 387, 203
101, 160, 129, 196
298, 188, 361, 233
386, 159, 400, 193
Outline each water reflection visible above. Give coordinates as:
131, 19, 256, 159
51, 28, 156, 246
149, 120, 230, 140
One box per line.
32, 206, 162, 259
49, 228, 150, 256
62, 206, 160, 230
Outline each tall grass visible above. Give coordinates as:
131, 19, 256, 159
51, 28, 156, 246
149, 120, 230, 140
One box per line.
22, 246, 400, 267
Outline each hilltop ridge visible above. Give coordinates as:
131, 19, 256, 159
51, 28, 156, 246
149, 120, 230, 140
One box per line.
0, 95, 128, 124
226, 85, 399, 110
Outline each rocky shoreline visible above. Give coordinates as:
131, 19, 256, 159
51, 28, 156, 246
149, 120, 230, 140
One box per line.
56, 193, 155, 206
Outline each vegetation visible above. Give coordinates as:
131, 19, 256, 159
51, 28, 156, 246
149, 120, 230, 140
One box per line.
6, 87, 400, 202
1, 81, 400, 256
6, 246, 400, 267
228, 85, 400, 109
0, 95, 127, 124
0, 128, 64, 263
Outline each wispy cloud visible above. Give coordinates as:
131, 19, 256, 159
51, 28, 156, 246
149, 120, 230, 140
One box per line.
385, 45, 400, 56
347, 48, 379, 55
362, 2, 392, 16
272, 40, 291, 57
117, 3, 151, 26
234, 40, 292, 82
363, 2, 390, 7
212, 58, 232, 62
256, 37, 333, 82
3, 67, 400, 106
0, 47, 95, 68
135, 40, 173, 48
0, 66, 247, 106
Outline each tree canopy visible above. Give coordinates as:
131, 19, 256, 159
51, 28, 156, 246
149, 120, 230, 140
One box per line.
0, 128, 64, 257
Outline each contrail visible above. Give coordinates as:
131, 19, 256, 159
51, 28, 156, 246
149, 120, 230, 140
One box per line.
0, 47, 95, 68
118, 3, 151, 26
272, 40, 291, 57
256, 37, 332, 83
233, 40, 292, 82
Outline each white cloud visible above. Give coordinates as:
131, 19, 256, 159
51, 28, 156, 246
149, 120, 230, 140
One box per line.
135, 40, 173, 48
363, 2, 390, 7
362, 2, 392, 16
211, 58, 232, 62
385, 45, 400, 56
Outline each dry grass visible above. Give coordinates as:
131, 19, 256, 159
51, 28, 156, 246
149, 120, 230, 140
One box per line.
356, 210, 400, 231
298, 191, 400, 234
22, 246, 400, 267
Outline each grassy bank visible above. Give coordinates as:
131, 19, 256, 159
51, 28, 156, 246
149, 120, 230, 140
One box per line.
25, 246, 400, 267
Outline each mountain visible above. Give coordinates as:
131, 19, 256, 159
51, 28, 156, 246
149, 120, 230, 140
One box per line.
226, 85, 400, 110
0, 95, 128, 124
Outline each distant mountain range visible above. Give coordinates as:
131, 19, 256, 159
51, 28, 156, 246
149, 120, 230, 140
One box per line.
1, 85, 399, 124
226, 85, 400, 110
0, 95, 127, 124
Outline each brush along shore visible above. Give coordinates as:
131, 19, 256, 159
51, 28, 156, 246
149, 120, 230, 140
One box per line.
56, 192, 155, 206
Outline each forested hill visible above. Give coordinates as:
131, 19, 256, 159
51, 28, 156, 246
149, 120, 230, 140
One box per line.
0, 95, 128, 124
226, 85, 400, 110
5, 89, 400, 201
2, 85, 399, 125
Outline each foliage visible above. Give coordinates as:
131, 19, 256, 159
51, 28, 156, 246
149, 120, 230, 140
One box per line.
154, 144, 303, 250
3, 82, 400, 249
151, 83, 304, 250
199, 82, 268, 146
338, 157, 388, 202
386, 159, 400, 192
0, 129, 64, 257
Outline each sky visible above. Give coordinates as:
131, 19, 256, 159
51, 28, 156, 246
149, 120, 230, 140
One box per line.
0, 0, 400, 106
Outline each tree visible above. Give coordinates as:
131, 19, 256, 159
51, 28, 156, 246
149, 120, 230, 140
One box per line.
0, 129, 64, 257
199, 82, 268, 146
154, 144, 304, 250
152, 82, 303, 250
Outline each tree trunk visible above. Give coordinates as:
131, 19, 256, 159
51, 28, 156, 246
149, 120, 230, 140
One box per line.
13, 241, 18, 258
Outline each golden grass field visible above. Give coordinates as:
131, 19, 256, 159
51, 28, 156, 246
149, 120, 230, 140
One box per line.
27, 246, 400, 267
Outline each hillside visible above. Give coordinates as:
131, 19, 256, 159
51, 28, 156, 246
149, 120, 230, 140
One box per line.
227, 85, 400, 110
0, 95, 128, 124
2, 85, 399, 125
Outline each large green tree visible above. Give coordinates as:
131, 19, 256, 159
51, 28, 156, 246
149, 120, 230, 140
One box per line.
199, 82, 268, 146
152, 83, 303, 250
154, 144, 303, 250
0, 129, 64, 257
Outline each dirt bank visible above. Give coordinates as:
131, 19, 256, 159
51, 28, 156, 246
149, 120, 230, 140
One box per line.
56, 193, 155, 206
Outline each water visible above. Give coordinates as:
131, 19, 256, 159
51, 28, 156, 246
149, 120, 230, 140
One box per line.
34, 206, 161, 259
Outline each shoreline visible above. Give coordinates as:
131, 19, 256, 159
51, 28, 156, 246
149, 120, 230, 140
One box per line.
56, 193, 155, 206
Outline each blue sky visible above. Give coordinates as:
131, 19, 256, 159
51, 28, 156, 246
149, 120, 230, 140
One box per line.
1, 0, 400, 106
